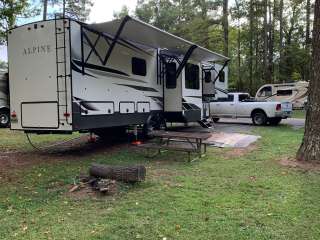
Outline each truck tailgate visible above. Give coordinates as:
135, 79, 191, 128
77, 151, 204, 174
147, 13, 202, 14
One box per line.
281, 102, 293, 113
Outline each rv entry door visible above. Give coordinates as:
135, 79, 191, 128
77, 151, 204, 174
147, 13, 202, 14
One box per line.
164, 62, 182, 112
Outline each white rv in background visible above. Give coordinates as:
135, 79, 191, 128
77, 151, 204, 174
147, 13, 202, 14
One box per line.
0, 70, 9, 127
255, 81, 308, 109
8, 16, 228, 135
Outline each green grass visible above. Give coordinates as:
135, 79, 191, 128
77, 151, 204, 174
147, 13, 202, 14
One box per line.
0, 129, 80, 152
292, 110, 306, 119
1, 125, 320, 239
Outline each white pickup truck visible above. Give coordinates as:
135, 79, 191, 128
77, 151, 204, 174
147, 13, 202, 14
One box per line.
209, 92, 292, 125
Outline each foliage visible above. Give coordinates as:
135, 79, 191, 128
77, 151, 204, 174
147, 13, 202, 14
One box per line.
0, 0, 30, 44
2, 126, 319, 239
64, 0, 93, 22
42, 0, 93, 21
113, 5, 130, 19
117, 0, 315, 93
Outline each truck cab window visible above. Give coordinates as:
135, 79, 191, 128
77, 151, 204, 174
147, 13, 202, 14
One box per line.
166, 62, 177, 89
204, 71, 211, 83
132, 57, 147, 76
239, 94, 250, 102
258, 86, 272, 97
217, 95, 234, 102
185, 63, 200, 89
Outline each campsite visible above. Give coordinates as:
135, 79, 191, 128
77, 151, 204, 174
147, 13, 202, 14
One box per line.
0, 0, 320, 239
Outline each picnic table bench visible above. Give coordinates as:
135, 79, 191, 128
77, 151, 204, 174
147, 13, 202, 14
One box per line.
137, 130, 211, 161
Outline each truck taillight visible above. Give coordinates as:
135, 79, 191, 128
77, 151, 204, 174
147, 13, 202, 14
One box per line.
276, 104, 281, 111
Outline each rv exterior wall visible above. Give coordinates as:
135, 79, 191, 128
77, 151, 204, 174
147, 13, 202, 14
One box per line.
70, 21, 163, 130
8, 19, 73, 131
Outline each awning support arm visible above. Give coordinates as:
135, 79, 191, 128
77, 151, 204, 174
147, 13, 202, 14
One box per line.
213, 59, 230, 84
102, 15, 131, 65
175, 45, 198, 79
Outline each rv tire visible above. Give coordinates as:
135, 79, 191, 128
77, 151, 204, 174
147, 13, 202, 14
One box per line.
143, 114, 166, 138
93, 127, 127, 141
212, 118, 220, 123
0, 110, 9, 128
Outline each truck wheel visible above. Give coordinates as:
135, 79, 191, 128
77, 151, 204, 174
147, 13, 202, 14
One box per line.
0, 110, 10, 128
212, 118, 220, 123
269, 117, 282, 126
252, 111, 267, 126
143, 114, 166, 138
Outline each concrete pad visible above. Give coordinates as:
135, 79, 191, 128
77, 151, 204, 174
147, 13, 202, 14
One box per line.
204, 132, 261, 148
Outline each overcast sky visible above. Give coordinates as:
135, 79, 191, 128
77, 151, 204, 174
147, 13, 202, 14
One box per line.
89, 0, 137, 23
0, 0, 138, 62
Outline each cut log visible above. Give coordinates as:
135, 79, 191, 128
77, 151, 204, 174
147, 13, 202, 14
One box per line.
89, 164, 146, 182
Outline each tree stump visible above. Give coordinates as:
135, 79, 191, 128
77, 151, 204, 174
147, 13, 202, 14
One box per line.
89, 164, 146, 182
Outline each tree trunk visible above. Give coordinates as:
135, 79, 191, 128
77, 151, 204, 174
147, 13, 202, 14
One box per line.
305, 0, 311, 81
235, 0, 241, 90
249, 0, 254, 91
43, 0, 48, 20
279, 0, 284, 82
268, 0, 275, 83
263, 0, 269, 83
297, 0, 320, 162
222, 0, 229, 57
89, 164, 146, 182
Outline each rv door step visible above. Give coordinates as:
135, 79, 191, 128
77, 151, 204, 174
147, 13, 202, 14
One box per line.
198, 119, 213, 129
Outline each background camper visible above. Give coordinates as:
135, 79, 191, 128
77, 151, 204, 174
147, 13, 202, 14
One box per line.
8, 16, 228, 136
0, 70, 9, 128
255, 81, 308, 109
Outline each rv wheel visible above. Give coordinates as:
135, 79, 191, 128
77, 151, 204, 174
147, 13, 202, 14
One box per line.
143, 114, 166, 137
0, 110, 9, 128
212, 118, 220, 123
93, 127, 127, 141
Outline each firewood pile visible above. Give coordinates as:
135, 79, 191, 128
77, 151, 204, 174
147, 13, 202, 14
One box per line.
69, 163, 146, 196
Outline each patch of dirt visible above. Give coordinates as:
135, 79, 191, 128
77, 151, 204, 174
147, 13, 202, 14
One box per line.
223, 145, 257, 158
65, 184, 109, 200
0, 135, 129, 181
279, 157, 320, 171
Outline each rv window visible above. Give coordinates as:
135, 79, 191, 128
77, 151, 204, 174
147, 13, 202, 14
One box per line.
258, 86, 272, 97
166, 62, 177, 89
277, 89, 293, 96
185, 63, 200, 89
204, 71, 211, 83
132, 57, 147, 76
219, 71, 225, 82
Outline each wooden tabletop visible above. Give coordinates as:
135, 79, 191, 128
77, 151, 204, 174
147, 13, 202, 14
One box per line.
151, 130, 211, 140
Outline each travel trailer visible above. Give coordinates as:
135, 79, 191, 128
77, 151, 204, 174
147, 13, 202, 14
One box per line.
255, 81, 308, 109
8, 16, 229, 136
0, 70, 9, 128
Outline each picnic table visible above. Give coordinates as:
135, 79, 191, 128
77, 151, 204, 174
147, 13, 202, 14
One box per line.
137, 130, 211, 161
